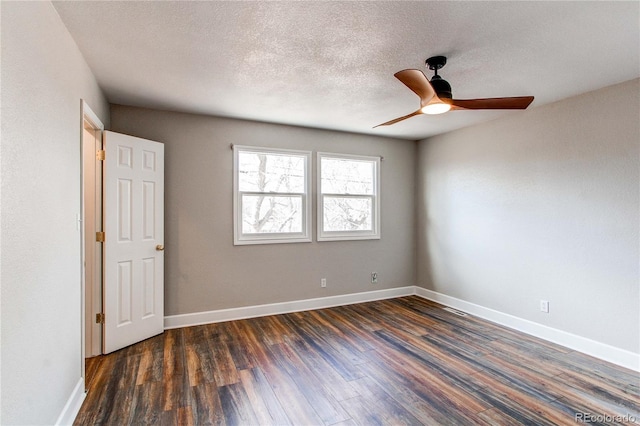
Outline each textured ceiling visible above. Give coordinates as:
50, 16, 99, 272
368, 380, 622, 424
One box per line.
53, 1, 639, 140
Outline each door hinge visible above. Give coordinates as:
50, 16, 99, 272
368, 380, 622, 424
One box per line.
96, 231, 105, 242
96, 150, 105, 161
96, 313, 105, 324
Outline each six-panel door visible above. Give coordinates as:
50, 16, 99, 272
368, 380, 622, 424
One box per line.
103, 131, 164, 354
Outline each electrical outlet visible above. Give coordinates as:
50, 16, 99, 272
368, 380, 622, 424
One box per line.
371, 272, 378, 284
540, 300, 549, 313
321, 278, 327, 288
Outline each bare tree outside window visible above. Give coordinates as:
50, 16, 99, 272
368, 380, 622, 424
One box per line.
320, 156, 377, 233
235, 148, 310, 244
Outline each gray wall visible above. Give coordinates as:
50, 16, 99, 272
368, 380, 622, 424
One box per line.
1, 2, 109, 424
110, 106, 416, 316
416, 78, 640, 353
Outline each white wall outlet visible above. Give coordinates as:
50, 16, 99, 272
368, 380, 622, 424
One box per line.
540, 300, 550, 313
321, 278, 327, 288
371, 272, 378, 284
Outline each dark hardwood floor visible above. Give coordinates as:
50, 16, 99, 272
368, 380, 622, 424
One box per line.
76, 296, 640, 425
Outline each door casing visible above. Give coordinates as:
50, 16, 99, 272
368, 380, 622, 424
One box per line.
80, 100, 105, 387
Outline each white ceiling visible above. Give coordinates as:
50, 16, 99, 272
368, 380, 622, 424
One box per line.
53, 1, 639, 141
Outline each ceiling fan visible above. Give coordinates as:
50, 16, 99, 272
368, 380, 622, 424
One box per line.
375, 56, 534, 128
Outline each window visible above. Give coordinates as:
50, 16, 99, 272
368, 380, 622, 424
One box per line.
233, 145, 311, 245
318, 152, 380, 241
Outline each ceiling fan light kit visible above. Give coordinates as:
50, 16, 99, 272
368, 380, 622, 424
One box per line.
421, 103, 451, 115
375, 55, 534, 128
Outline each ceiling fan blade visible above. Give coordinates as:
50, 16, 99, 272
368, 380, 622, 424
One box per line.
449, 96, 534, 110
373, 109, 422, 128
394, 69, 436, 107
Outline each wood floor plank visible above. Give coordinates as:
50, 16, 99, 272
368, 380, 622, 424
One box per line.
338, 396, 386, 426
248, 315, 285, 346
239, 370, 274, 425
206, 329, 240, 386
76, 295, 639, 426
158, 408, 178, 426
108, 354, 142, 425
562, 368, 639, 404
236, 318, 325, 425
484, 339, 566, 378
548, 396, 636, 426
284, 335, 360, 402
76, 353, 118, 425
478, 407, 529, 426
218, 382, 259, 425
131, 381, 163, 425
356, 358, 464, 425
371, 329, 488, 396
259, 367, 324, 426
226, 339, 254, 371
184, 325, 217, 386
342, 303, 385, 333
384, 326, 485, 376
176, 406, 195, 426
477, 349, 639, 422
190, 382, 225, 425
162, 328, 191, 412
554, 351, 640, 396
238, 367, 291, 426
552, 372, 640, 419
225, 320, 258, 370
280, 313, 364, 382
136, 349, 153, 386
268, 342, 351, 424
362, 335, 491, 422
313, 307, 375, 352
85, 355, 104, 389
561, 350, 640, 387
330, 419, 359, 426
348, 375, 424, 425
371, 299, 436, 336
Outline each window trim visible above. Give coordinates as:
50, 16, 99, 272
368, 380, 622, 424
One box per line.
233, 145, 312, 245
317, 152, 381, 242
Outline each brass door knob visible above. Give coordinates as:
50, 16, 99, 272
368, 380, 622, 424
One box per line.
156, 244, 165, 251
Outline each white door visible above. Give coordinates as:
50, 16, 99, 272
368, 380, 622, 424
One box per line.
103, 131, 164, 354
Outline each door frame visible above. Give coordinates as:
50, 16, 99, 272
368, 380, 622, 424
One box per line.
80, 100, 104, 387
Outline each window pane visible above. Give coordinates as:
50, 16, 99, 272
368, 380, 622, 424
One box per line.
321, 157, 374, 195
239, 152, 305, 193
323, 196, 372, 232
242, 194, 303, 234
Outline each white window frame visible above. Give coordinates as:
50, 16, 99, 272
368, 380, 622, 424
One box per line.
233, 145, 312, 245
317, 152, 381, 241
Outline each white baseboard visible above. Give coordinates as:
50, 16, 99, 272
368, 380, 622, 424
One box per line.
55, 377, 85, 426
414, 287, 640, 372
164, 286, 415, 330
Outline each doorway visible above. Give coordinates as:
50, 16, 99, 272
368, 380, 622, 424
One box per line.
81, 101, 104, 388
80, 103, 165, 389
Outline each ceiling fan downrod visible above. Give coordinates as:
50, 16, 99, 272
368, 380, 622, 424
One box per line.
425, 56, 452, 99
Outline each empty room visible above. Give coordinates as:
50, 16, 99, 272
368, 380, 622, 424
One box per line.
1, 1, 639, 425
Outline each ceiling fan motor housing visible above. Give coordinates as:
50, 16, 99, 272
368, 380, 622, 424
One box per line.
430, 75, 452, 99
426, 56, 452, 99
